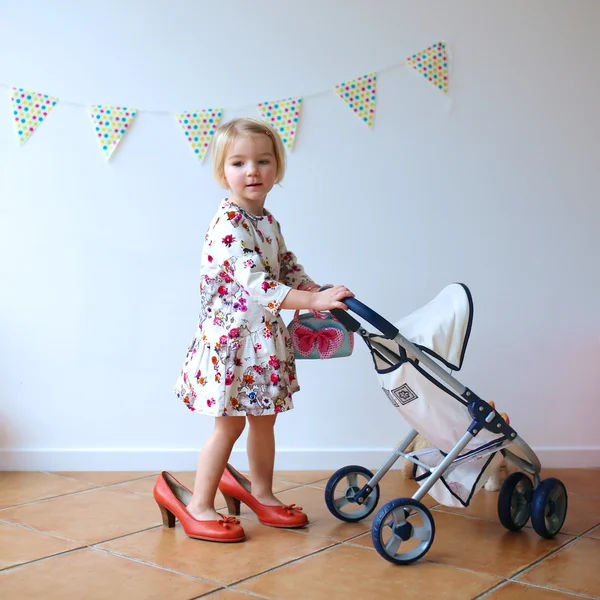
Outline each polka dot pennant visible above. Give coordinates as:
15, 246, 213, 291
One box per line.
406, 42, 449, 94
335, 73, 377, 128
176, 109, 223, 161
88, 105, 137, 160
256, 97, 302, 151
10, 87, 58, 146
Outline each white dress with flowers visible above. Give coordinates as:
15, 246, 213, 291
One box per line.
174, 199, 313, 417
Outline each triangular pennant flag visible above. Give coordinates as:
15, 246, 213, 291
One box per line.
257, 97, 302, 151
335, 73, 377, 128
406, 41, 449, 94
10, 87, 58, 146
88, 105, 137, 160
176, 109, 223, 161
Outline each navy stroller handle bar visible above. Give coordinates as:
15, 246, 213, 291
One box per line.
321, 287, 399, 339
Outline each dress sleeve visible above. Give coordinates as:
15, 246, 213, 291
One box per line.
276, 221, 315, 290
208, 210, 291, 316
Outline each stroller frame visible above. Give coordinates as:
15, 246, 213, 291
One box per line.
328, 289, 542, 510
324, 287, 567, 564
357, 328, 541, 507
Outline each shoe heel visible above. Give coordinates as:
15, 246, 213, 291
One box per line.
222, 492, 241, 516
158, 503, 176, 528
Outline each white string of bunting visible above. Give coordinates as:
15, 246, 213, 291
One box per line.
0, 41, 449, 162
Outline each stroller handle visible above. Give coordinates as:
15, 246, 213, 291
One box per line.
323, 287, 399, 339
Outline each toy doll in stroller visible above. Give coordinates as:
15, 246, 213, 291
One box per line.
322, 283, 568, 565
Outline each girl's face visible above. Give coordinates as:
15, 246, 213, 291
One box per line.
223, 133, 277, 216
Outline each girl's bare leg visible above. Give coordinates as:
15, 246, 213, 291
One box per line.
246, 414, 283, 506
186, 416, 246, 520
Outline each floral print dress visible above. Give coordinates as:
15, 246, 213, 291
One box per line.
174, 199, 314, 417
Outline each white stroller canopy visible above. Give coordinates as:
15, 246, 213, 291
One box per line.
392, 283, 472, 371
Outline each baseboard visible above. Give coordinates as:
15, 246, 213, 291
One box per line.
1, 447, 599, 471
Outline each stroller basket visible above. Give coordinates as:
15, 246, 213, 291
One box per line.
323, 283, 568, 565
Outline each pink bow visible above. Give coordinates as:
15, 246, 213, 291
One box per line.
293, 325, 344, 358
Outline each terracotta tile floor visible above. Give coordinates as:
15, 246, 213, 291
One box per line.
0, 468, 599, 599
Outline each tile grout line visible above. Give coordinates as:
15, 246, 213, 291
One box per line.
0, 546, 86, 574
506, 527, 590, 582
0, 473, 169, 512
0, 476, 161, 512
93, 536, 341, 593
89, 524, 164, 546
0, 518, 81, 543
42, 471, 160, 486
433, 505, 600, 537
221, 541, 344, 590
472, 580, 510, 599
0, 524, 164, 574
91, 546, 224, 587
478, 522, 600, 599
0, 486, 103, 511
435, 528, 584, 591
504, 580, 600, 600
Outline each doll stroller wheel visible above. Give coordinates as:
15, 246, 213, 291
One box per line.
324, 465, 380, 522
530, 478, 568, 539
497, 472, 534, 531
372, 498, 435, 565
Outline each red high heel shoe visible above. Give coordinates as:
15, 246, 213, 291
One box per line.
218, 463, 309, 528
153, 471, 246, 542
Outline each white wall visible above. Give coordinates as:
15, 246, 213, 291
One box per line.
1, 0, 598, 471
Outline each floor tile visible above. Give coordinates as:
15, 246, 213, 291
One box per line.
53, 471, 158, 486
539, 468, 600, 499
434, 487, 600, 536
350, 510, 572, 578
98, 520, 336, 586
0, 472, 97, 509
0, 487, 161, 544
235, 485, 375, 542
483, 581, 584, 599
236, 544, 501, 600
273, 470, 332, 485
585, 524, 600, 539
0, 548, 217, 599
310, 469, 438, 508
0, 521, 82, 570
518, 538, 600, 597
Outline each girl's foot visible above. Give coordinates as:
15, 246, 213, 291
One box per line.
251, 492, 284, 507
186, 505, 222, 521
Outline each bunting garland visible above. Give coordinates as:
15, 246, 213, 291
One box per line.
257, 97, 302, 151
406, 41, 449, 94
10, 87, 58, 146
335, 73, 377, 128
3, 42, 450, 161
176, 109, 223, 161
89, 105, 137, 160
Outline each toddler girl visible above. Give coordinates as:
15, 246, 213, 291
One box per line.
154, 117, 353, 542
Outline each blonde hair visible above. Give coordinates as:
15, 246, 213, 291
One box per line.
212, 117, 287, 188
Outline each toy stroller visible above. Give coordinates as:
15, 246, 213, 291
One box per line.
324, 283, 568, 565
